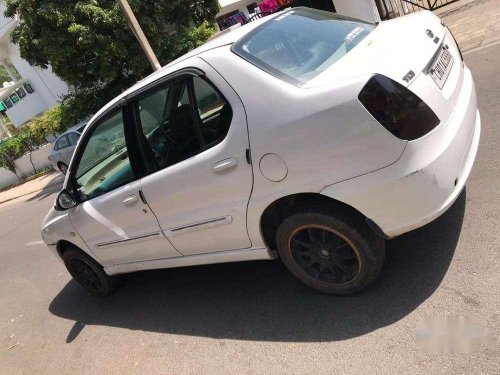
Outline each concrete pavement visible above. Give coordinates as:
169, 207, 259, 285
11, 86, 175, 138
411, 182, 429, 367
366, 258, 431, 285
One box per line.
440, 0, 500, 53
0, 43, 499, 375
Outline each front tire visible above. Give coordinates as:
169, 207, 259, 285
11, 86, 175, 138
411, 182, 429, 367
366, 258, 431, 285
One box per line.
276, 205, 385, 295
57, 162, 68, 175
63, 249, 116, 297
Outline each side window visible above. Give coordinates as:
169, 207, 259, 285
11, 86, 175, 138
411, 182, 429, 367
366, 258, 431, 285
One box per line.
137, 80, 201, 170
74, 110, 134, 201
136, 76, 232, 172
55, 135, 69, 150
192, 76, 232, 145
68, 132, 80, 146
178, 83, 190, 107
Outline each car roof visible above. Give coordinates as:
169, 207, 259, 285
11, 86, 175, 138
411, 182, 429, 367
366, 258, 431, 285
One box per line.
84, 14, 277, 129
155, 15, 272, 72
59, 121, 88, 137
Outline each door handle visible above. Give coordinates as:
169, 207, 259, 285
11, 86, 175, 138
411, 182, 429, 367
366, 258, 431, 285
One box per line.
122, 195, 139, 206
212, 158, 237, 173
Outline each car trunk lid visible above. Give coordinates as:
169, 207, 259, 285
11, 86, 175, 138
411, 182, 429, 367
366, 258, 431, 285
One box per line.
305, 11, 448, 89
307, 11, 464, 127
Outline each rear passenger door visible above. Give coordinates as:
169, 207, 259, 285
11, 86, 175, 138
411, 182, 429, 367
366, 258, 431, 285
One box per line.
134, 62, 253, 256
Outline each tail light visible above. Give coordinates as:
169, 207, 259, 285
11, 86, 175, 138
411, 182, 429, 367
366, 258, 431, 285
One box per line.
358, 74, 440, 141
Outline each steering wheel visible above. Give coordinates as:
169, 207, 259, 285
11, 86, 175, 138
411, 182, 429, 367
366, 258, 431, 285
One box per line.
149, 123, 199, 166
150, 126, 173, 166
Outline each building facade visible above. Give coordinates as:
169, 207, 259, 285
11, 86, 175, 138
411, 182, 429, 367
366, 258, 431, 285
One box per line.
0, 1, 68, 132
216, 0, 382, 30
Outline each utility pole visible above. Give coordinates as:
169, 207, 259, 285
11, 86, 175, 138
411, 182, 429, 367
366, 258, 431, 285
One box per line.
117, 0, 161, 71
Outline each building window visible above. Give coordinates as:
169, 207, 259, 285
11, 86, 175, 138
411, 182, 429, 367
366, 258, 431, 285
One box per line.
216, 10, 249, 30
247, 3, 258, 14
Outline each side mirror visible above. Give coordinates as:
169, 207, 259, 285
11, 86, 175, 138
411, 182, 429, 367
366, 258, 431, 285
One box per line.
56, 189, 77, 210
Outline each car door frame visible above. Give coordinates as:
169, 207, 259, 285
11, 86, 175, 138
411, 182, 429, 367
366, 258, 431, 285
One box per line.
122, 62, 255, 256
124, 68, 206, 176
65, 103, 146, 198
61, 101, 185, 265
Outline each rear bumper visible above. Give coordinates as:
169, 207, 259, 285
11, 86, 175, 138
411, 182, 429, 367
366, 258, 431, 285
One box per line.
321, 66, 480, 238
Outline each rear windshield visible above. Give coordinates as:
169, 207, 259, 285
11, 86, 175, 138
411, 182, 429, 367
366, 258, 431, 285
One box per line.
232, 8, 375, 86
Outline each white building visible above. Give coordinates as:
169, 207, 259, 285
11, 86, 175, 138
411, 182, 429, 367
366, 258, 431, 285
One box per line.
216, 0, 383, 30
0, 1, 68, 131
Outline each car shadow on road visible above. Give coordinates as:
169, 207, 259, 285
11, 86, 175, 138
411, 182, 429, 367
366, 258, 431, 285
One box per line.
24, 173, 64, 203
49, 189, 467, 343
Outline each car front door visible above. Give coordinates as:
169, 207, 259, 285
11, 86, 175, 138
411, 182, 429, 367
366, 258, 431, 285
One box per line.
67, 108, 182, 265
54, 135, 73, 164
133, 63, 253, 256
61, 132, 80, 164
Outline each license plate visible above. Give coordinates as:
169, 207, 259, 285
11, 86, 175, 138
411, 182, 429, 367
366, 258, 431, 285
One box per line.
429, 47, 454, 89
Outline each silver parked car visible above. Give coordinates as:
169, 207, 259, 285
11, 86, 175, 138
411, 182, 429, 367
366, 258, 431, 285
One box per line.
48, 123, 87, 174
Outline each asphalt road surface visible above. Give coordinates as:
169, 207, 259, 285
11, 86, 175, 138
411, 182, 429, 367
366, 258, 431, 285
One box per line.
1, 44, 499, 374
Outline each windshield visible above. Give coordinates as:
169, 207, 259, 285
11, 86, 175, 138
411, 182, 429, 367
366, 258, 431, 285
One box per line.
232, 8, 375, 86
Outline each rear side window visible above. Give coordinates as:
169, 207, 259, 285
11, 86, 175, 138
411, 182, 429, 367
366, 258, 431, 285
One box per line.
192, 77, 232, 144
136, 76, 232, 172
68, 132, 80, 146
232, 8, 374, 86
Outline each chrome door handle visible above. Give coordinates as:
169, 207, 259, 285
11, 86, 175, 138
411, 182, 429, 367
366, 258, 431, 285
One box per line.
122, 195, 139, 206
212, 158, 237, 173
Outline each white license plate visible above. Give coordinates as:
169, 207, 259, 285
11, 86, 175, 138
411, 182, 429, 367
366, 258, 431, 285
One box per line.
429, 47, 454, 89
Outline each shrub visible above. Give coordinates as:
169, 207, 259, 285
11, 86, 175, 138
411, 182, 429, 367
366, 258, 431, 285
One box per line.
30, 105, 66, 139
4, 122, 19, 136
0, 105, 71, 177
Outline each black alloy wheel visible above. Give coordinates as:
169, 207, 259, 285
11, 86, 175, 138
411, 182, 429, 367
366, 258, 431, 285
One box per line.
58, 162, 68, 175
276, 206, 385, 295
288, 225, 361, 285
63, 249, 116, 297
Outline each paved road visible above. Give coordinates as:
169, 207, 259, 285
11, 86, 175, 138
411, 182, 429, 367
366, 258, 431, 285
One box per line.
442, 0, 500, 53
1, 45, 499, 374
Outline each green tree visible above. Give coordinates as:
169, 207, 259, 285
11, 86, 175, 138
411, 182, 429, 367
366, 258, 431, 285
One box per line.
4, 0, 219, 126
0, 66, 12, 83
0, 142, 22, 180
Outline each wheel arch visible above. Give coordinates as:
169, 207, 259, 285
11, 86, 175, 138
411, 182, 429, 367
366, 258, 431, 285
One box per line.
56, 240, 96, 261
259, 192, 381, 251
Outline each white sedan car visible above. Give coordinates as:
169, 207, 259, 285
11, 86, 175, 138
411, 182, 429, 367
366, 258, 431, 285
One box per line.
41, 8, 480, 296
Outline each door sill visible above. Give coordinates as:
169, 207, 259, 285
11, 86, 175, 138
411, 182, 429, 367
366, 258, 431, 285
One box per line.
104, 247, 273, 275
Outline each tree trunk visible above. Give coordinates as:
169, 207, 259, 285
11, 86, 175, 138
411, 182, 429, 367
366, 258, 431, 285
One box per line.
29, 151, 37, 174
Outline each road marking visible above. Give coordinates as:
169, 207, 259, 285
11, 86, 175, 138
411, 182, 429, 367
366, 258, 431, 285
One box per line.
26, 240, 44, 246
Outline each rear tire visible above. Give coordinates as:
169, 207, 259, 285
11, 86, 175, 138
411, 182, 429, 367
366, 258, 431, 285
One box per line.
276, 205, 385, 295
63, 248, 116, 297
57, 162, 68, 175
